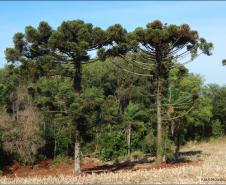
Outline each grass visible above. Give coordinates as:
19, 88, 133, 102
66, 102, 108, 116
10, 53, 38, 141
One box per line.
1, 137, 226, 184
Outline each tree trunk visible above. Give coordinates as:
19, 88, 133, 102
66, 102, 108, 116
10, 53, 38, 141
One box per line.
54, 137, 57, 159
176, 130, 180, 153
74, 126, 81, 173
175, 124, 180, 161
54, 121, 57, 159
127, 122, 131, 156
156, 77, 163, 164
73, 60, 82, 174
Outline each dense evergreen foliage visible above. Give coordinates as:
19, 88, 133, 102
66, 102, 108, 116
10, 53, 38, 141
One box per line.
0, 20, 225, 172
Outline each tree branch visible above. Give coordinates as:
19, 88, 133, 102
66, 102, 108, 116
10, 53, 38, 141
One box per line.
111, 60, 153, 77
162, 105, 194, 121
81, 58, 99, 65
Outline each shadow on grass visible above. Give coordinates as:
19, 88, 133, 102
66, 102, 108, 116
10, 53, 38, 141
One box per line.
83, 158, 155, 173
179, 150, 202, 156
83, 150, 203, 174
169, 150, 203, 164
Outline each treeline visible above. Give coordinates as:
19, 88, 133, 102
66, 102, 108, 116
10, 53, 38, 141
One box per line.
0, 20, 225, 173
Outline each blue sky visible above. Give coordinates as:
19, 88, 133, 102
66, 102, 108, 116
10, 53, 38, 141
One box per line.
0, 1, 226, 85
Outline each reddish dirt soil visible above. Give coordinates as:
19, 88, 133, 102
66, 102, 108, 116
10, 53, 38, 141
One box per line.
3, 159, 202, 178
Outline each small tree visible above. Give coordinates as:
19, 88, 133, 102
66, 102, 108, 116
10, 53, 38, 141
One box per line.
123, 102, 147, 155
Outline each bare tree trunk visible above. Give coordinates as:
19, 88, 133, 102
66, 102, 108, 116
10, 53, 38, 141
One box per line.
127, 122, 131, 156
54, 121, 57, 159
173, 120, 181, 161
176, 131, 180, 153
156, 77, 163, 164
74, 126, 81, 173
54, 137, 57, 159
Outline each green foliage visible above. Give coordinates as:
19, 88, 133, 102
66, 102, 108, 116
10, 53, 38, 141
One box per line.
185, 95, 213, 140
123, 102, 147, 121
130, 150, 144, 161
0, 67, 20, 110
143, 130, 156, 155
52, 154, 68, 164
100, 95, 119, 124
48, 20, 106, 58
212, 119, 223, 138
32, 77, 75, 158
99, 131, 127, 161
0, 19, 223, 170
205, 85, 226, 134
163, 136, 175, 163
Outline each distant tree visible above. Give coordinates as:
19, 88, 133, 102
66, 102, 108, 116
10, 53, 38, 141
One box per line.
123, 102, 148, 155
33, 76, 75, 159
83, 61, 151, 157
98, 20, 213, 164
205, 84, 226, 134
185, 92, 213, 140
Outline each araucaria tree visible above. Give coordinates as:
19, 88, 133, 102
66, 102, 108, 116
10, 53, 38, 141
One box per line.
98, 20, 213, 164
47, 20, 106, 173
